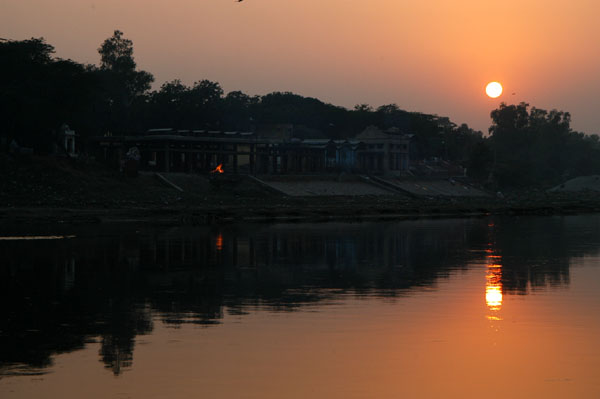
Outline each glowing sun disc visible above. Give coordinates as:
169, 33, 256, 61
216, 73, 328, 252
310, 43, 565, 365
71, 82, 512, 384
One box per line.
486, 82, 503, 98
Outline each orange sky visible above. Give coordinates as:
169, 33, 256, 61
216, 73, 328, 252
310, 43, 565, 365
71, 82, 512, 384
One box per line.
2, 0, 599, 134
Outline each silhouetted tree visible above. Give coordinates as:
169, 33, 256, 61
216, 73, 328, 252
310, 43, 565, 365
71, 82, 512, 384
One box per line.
9, 33, 599, 190
222, 91, 257, 131
489, 102, 600, 187
146, 79, 190, 128
97, 30, 153, 97
96, 30, 154, 133
0, 38, 102, 151
186, 80, 224, 128
466, 139, 493, 180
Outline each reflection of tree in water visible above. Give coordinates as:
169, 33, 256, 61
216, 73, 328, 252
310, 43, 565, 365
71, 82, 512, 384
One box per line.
0, 236, 153, 376
490, 216, 600, 294
98, 302, 153, 375
1, 215, 599, 377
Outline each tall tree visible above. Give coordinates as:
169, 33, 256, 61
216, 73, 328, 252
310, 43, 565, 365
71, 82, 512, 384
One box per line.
97, 30, 153, 97
96, 30, 154, 133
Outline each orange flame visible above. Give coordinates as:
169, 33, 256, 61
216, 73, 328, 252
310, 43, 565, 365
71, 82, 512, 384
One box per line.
211, 164, 224, 174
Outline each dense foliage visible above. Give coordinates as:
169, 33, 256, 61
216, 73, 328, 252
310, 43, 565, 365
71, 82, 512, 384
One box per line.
2, 33, 599, 187
488, 103, 600, 187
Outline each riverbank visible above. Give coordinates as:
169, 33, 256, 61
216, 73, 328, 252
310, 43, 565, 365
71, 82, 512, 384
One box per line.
2, 154, 600, 226
2, 191, 600, 226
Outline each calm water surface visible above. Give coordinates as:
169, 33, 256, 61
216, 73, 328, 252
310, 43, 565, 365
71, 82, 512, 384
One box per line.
1, 216, 600, 398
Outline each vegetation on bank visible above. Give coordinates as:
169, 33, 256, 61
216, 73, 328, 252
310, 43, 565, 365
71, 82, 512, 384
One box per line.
2, 31, 600, 189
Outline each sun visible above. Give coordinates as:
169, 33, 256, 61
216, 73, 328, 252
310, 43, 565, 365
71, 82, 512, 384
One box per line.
485, 82, 503, 98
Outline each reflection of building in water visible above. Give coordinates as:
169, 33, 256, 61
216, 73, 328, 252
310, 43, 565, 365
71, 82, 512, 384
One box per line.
142, 225, 417, 276
0, 219, 483, 378
3, 217, 597, 380
62, 257, 76, 291
134, 222, 480, 298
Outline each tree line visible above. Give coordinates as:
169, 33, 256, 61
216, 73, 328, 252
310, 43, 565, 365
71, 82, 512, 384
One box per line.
1, 31, 599, 188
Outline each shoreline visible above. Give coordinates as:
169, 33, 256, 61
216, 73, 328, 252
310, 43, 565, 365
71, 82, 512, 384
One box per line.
2, 193, 599, 226
4, 155, 600, 227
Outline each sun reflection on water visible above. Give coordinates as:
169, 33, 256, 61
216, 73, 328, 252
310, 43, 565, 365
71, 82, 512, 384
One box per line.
216, 233, 223, 251
485, 249, 503, 320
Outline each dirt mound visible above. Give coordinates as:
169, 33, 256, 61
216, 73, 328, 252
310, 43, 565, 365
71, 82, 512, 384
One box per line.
0, 154, 180, 207
0, 155, 274, 209
549, 176, 600, 192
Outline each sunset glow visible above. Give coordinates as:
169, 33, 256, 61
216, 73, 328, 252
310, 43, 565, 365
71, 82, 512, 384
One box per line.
3, 0, 600, 133
4, 0, 600, 395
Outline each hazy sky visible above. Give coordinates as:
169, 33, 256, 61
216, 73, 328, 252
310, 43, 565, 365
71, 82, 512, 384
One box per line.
2, 0, 599, 134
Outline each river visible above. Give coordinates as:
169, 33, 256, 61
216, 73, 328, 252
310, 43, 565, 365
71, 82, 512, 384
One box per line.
1, 215, 599, 398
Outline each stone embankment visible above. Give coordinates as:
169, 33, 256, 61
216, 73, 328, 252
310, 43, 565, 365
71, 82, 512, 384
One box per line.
2, 155, 600, 226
